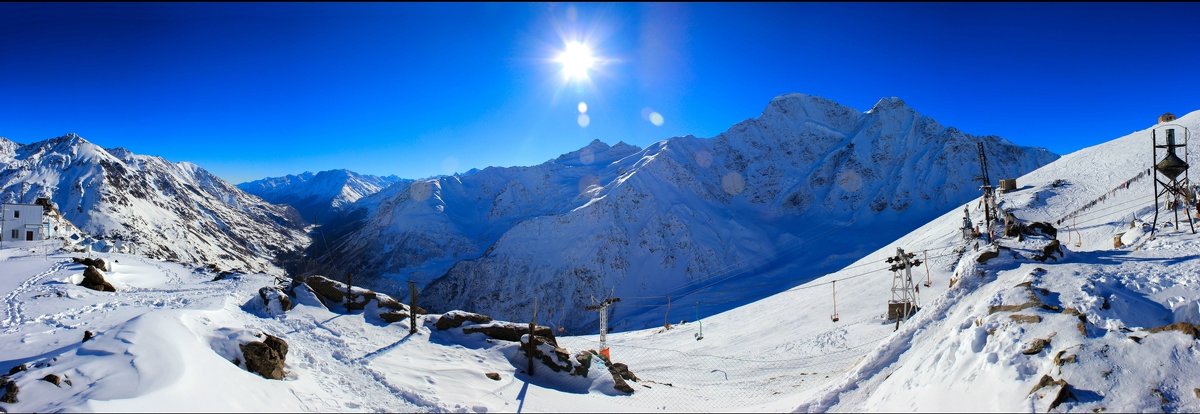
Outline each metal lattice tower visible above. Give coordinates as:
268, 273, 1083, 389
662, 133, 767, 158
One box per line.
976, 142, 997, 242
1151, 113, 1196, 234
886, 247, 921, 321
586, 297, 620, 351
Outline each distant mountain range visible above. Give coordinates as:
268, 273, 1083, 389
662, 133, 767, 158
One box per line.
238, 170, 406, 224
290, 94, 1059, 331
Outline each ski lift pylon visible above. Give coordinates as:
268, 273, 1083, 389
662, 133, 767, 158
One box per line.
830, 280, 840, 322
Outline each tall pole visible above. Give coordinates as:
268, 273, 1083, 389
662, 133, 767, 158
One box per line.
664, 296, 671, 329
408, 280, 418, 334
528, 297, 537, 375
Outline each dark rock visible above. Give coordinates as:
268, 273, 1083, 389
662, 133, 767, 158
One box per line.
435, 311, 493, 330
485, 372, 500, 381
573, 351, 593, 377
464, 322, 556, 345
1194, 388, 1200, 399
1063, 308, 1088, 335
519, 335, 574, 373
80, 266, 115, 292
1034, 239, 1064, 262
240, 333, 288, 380
977, 249, 1000, 263
379, 311, 408, 323
1010, 314, 1042, 324
606, 362, 638, 394
304, 275, 346, 305
7, 364, 26, 376
1028, 374, 1071, 411
1053, 350, 1077, 366
211, 270, 239, 282
72, 257, 108, 271
83, 330, 94, 342
257, 286, 293, 313
1148, 322, 1200, 338
0, 380, 16, 403
1025, 222, 1058, 239
40, 374, 61, 387
1022, 337, 1052, 355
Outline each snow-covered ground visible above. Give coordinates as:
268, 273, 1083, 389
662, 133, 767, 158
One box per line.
2, 111, 1199, 412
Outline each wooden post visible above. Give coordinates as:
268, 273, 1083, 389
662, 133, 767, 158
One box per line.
408, 280, 418, 334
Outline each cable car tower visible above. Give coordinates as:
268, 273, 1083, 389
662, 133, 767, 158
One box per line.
1151, 113, 1196, 234
885, 248, 921, 322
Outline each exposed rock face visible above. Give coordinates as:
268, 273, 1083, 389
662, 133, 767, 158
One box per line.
1147, 321, 1200, 338
1022, 337, 1052, 355
485, 372, 500, 381
240, 334, 288, 380
1027, 374, 1072, 411
80, 265, 115, 292
82, 330, 94, 342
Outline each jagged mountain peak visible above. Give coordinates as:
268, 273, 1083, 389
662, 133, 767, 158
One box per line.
239, 169, 407, 224
555, 138, 642, 167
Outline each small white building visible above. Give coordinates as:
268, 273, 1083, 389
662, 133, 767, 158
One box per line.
0, 203, 48, 242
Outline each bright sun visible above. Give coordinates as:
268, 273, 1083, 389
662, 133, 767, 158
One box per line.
556, 41, 596, 81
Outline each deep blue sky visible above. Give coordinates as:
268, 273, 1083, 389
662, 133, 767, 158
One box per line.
3, 3, 1199, 183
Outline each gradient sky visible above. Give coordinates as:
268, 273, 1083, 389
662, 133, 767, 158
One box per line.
3, 2, 1199, 183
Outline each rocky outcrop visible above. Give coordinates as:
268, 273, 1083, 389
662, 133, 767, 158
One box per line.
302, 275, 420, 324
72, 257, 108, 271
607, 361, 640, 394
464, 322, 556, 345
1028, 374, 1072, 411
80, 266, 115, 292
256, 286, 292, 315
435, 311, 493, 330
240, 334, 288, 380
1147, 321, 1200, 338
0, 378, 17, 403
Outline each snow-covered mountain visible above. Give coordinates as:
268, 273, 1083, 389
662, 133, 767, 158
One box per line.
326, 94, 1059, 332
0, 133, 308, 273
238, 170, 405, 224
2, 110, 1198, 413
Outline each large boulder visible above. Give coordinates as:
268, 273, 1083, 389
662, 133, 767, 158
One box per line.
517, 334, 591, 377
302, 275, 420, 323
1, 378, 17, 403
256, 286, 292, 315
607, 361, 640, 394
80, 265, 115, 292
240, 334, 288, 380
463, 321, 556, 345
435, 311, 493, 330
72, 257, 108, 271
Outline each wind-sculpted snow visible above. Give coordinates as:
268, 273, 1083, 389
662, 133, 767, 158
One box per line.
329, 94, 1058, 332
0, 133, 308, 273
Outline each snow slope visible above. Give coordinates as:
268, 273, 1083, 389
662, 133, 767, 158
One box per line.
334, 94, 1057, 333
0, 133, 308, 273
1, 112, 1197, 413
238, 169, 405, 224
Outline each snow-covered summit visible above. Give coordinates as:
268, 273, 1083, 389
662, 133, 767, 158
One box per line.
323, 93, 1058, 333
0, 133, 308, 273
239, 169, 406, 224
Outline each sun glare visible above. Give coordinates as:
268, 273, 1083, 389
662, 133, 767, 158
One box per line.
556, 41, 596, 81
